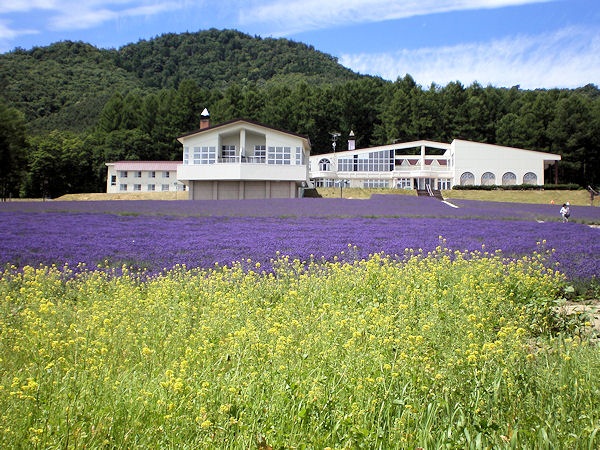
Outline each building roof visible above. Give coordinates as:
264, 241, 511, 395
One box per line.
106, 161, 181, 171
177, 118, 311, 146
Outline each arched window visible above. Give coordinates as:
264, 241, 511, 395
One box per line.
523, 172, 537, 184
319, 158, 331, 171
481, 172, 496, 186
460, 172, 475, 186
502, 172, 517, 185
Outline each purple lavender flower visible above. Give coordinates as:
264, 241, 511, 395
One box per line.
1, 196, 598, 280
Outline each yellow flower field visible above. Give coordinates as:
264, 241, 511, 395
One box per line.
1, 247, 599, 448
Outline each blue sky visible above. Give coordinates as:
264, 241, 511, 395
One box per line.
1, 0, 599, 89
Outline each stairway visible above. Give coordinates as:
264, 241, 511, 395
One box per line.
416, 188, 444, 201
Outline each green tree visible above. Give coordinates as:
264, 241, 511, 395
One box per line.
25, 131, 87, 198
0, 100, 27, 199
547, 93, 593, 185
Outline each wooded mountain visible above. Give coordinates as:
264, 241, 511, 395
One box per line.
1, 29, 358, 134
0, 28, 598, 198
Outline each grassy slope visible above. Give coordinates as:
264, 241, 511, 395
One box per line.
53, 189, 597, 206
317, 188, 595, 206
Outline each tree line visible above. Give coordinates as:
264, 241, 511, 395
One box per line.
1, 30, 599, 199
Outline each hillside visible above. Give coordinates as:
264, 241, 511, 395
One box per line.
0, 29, 359, 134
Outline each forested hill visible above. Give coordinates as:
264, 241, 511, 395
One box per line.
0, 29, 358, 133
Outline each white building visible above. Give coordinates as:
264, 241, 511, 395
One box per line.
176, 111, 311, 200
105, 161, 183, 193
309, 135, 561, 192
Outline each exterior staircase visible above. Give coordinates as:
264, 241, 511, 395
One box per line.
417, 186, 444, 200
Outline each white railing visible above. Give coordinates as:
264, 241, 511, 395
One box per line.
217, 156, 267, 164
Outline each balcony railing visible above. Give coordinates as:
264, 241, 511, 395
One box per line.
218, 156, 267, 164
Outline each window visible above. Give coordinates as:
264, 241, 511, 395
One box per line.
437, 179, 452, 190
111, 175, 116, 186
338, 150, 393, 172
134, 171, 142, 178
267, 146, 291, 165
192, 146, 216, 164
460, 172, 475, 186
481, 172, 496, 186
147, 184, 155, 191
183, 147, 189, 165
318, 158, 331, 171
252, 145, 266, 163
161, 184, 170, 191
397, 178, 412, 189
150, 171, 156, 178
502, 172, 517, 186
119, 184, 127, 191
222, 145, 236, 161
295, 147, 302, 165
523, 172, 537, 184
134, 184, 142, 191
314, 179, 336, 187
163, 171, 170, 178
364, 179, 389, 188
119, 171, 128, 178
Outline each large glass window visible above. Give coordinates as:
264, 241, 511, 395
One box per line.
481, 172, 496, 185
337, 150, 393, 172
460, 172, 475, 186
502, 172, 517, 185
267, 146, 291, 165
192, 146, 216, 164
523, 172, 537, 184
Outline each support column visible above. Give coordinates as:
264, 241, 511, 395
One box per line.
240, 129, 246, 160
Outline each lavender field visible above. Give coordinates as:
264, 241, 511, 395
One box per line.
1, 195, 599, 280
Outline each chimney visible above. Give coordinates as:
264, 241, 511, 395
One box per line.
348, 130, 356, 151
200, 108, 210, 129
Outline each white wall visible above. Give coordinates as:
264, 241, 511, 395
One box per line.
452, 140, 554, 186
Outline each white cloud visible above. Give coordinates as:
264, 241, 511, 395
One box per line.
0, 1, 185, 35
240, 0, 557, 35
47, 1, 181, 31
339, 26, 600, 88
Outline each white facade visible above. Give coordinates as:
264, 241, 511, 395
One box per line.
177, 119, 311, 200
309, 138, 561, 191
105, 161, 183, 193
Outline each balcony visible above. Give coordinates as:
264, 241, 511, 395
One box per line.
178, 158, 308, 182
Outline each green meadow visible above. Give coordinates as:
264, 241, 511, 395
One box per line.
1, 245, 599, 448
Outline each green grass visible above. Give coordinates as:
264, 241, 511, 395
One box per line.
1, 248, 599, 448
316, 187, 595, 206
